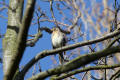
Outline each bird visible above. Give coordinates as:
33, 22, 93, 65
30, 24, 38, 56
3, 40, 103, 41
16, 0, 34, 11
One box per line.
51, 27, 66, 64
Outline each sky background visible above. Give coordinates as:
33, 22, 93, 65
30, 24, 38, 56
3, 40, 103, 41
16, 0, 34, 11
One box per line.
0, 0, 119, 80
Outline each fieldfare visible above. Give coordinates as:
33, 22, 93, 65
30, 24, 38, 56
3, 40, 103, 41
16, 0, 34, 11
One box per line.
51, 27, 66, 64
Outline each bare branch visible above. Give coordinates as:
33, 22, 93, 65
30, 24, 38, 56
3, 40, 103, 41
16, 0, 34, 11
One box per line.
28, 46, 120, 80
110, 68, 120, 80
26, 31, 43, 47
40, 27, 52, 33
56, 65, 112, 80
21, 30, 120, 77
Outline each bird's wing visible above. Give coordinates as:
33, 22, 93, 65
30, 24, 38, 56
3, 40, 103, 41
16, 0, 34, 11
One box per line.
62, 33, 67, 46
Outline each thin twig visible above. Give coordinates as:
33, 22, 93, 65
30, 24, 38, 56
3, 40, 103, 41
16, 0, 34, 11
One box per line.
50, 0, 58, 26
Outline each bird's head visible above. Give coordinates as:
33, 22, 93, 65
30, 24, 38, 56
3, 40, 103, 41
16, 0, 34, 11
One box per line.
52, 27, 60, 32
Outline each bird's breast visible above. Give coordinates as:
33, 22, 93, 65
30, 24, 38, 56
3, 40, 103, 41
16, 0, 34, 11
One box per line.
51, 32, 64, 48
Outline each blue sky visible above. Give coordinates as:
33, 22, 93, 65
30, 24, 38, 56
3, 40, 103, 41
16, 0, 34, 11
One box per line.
0, 0, 118, 80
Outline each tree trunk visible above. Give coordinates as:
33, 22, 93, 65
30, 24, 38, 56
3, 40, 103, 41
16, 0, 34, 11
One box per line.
2, 0, 23, 80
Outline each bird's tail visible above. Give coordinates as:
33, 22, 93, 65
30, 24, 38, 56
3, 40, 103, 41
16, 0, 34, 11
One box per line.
59, 52, 64, 65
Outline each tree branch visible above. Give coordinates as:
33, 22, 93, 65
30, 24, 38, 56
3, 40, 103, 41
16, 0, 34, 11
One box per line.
53, 64, 120, 80
28, 46, 120, 80
13, 0, 36, 79
20, 30, 120, 77
26, 31, 42, 47
110, 68, 120, 80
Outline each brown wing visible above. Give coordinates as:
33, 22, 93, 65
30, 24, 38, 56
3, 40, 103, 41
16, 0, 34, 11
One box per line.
61, 34, 67, 46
